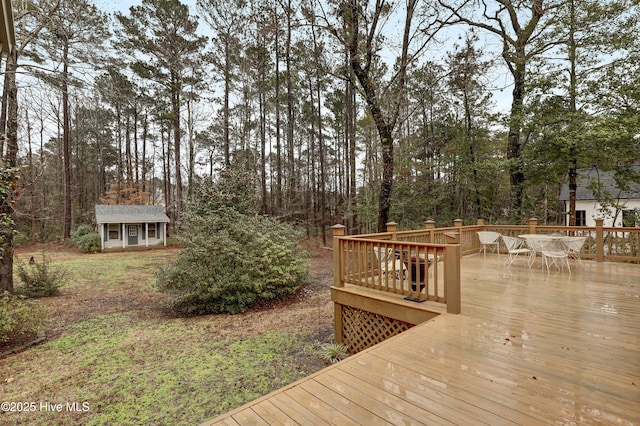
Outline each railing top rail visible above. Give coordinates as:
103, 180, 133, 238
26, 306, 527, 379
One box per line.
349, 232, 394, 239
480, 225, 528, 229
535, 225, 596, 230
394, 227, 458, 235
337, 236, 450, 248
603, 226, 640, 231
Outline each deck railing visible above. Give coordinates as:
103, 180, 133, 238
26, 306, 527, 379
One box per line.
431, 218, 639, 263
332, 224, 461, 312
331, 218, 639, 354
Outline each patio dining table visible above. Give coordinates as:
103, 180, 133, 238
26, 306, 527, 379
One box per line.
518, 234, 567, 267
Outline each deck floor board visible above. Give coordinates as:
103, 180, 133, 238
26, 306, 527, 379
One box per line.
204, 255, 640, 425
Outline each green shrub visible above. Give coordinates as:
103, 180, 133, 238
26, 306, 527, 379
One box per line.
0, 291, 47, 344
71, 224, 94, 241
71, 225, 101, 252
15, 253, 66, 298
157, 208, 310, 315
157, 169, 310, 315
189, 169, 260, 216
76, 232, 102, 252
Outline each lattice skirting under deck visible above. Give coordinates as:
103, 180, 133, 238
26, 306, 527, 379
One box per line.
341, 305, 413, 354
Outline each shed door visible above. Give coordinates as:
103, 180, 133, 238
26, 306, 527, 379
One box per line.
127, 225, 139, 246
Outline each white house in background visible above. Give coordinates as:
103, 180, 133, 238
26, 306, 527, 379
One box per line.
95, 205, 170, 250
559, 166, 640, 227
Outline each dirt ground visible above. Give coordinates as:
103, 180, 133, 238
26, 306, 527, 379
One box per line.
3, 242, 336, 355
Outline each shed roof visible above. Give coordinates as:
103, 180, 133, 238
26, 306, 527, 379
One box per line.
559, 165, 640, 201
95, 205, 170, 224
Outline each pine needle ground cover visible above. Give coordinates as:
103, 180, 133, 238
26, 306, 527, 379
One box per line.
1, 245, 333, 425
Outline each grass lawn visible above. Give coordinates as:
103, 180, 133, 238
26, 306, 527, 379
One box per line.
1, 244, 334, 425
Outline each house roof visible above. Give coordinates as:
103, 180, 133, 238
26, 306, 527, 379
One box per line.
95, 205, 170, 224
559, 166, 640, 201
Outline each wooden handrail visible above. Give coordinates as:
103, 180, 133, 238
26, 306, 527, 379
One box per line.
330, 232, 461, 313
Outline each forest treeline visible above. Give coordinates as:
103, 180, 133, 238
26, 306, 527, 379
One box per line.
1, 0, 639, 246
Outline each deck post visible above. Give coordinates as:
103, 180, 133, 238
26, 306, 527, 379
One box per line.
331, 224, 346, 288
595, 218, 604, 262
444, 232, 461, 314
331, 224, 347, 345
334, 303, 344, 345
454, 220, 463, 257
425, 220, 435, 243
386, 221, 398, 238
477, 218, 485, 227
529, 218, 538, 234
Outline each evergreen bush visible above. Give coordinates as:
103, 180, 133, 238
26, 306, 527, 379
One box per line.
157, 209, 309, 315
0, 292, 47, 344
71, 224, 94, 240
156, 170, 310, 315
72, 225, 101, 252
76, 233, 102, 252
15, 253, 66, 298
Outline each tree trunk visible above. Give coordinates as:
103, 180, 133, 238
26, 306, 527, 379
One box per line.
162, 126, 171, 213
567, 0, 577, 227
0, 70, 8, 155
141, 113, 148, 193
126, 115, 133, 183
187, 98, 195, 198
285, 0, 295, 210
344, 0, 415, 232
0, 51, 18, 293
223, 38, 231, 167
274, 24, 282, 214
507, 54, 526, 217
133, 103, 140, 187
62, 41, 72, 240
344, 74, 352, 225
171, 75, 182, 223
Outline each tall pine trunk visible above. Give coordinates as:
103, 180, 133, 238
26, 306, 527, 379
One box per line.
0, 52, 19, 292
62, 41, 72, 240
171, 74, 182, 223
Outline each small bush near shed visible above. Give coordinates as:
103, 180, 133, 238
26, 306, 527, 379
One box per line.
71, 224, 94, 240
72, 225, 101, 252
75, 233, 102, 252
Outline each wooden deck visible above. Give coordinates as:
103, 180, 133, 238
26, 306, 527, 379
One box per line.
204, 254, 640, 425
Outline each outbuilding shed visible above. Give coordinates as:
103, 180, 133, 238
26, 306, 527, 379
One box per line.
95, 204, 170, 250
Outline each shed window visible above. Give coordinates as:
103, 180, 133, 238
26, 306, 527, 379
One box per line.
128, 225, 137, 237
575, 210, 586, 226
148, 223, 156, 238
108, 223, 119, 240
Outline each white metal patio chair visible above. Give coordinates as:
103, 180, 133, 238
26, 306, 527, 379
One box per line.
477, 231, 501, 257
540, 238, 571, 274
564, 236, 587, 269
501, 236, 531, 267
521, 235, 548, 268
